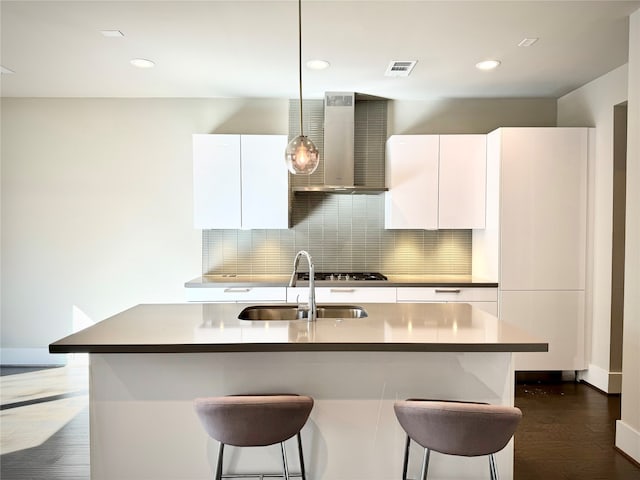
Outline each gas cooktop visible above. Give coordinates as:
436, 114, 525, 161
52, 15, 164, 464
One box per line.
296, 272, 388, 282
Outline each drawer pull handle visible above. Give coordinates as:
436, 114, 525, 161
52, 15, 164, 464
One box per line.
435, 288, 461, 294
224, 288, 251, 293
330, 288, 356, 293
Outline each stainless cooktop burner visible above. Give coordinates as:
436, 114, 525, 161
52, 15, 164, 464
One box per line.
297, 272, 388, 282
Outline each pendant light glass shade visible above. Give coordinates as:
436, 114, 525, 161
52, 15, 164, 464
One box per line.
286, 135, 319, 174
285, 0, 319, 175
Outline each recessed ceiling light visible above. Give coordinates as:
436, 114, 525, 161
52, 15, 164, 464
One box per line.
518, 37, 539, 47
306, 59, 330, 70
101, 30, 124, 37
130, 58, 155, 69
1, 65, 15, 74
475, 60, 501, 71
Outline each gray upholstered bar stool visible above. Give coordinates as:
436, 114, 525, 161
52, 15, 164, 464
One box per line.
394, 400, 522, 480
194, 394, 314, 480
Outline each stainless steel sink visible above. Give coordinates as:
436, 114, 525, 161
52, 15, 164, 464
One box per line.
238, 305, 368, 321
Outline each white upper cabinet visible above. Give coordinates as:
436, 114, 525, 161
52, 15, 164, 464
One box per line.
385, 134, 487, 230
193, 134, 242, 229
438, 135, 487, 229
240, 135, 289, 229
193, 134, 288, 229
499, 128, 588, 290
385, 135, 439, 229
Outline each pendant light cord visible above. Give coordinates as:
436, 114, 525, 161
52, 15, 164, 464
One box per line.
298, 0, 304, 137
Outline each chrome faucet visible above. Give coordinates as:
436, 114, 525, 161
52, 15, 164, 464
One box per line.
288, 250, 316, 321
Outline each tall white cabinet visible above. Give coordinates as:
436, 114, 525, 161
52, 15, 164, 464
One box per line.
474, 127, 591, 371
193, 134, 289, 229
385, 134, 486, 230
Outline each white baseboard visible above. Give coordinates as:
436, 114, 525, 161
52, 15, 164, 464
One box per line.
0, 347, 67, 366
616, 420, 640, 464
578, 363, 622, 393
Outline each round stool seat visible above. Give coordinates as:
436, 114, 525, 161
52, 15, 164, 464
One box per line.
394, 400, 522, 456
194, 394, 314, 447
394, 400, 522, 480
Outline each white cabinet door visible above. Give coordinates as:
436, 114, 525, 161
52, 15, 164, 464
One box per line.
241, 135, 288, 229
185, 287, 287, 303
385, 135, 439, 229
396, 287, 498, 316
193, 134, 288, 229
499, 128, 587, 290
500, 290, 586, 371
396, 287, 497, 303
288, 287, 397, 304
193, 134, 242, 229
438, 135, 487, 229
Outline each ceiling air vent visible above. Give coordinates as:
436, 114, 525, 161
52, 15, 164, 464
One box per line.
384, 60, 417, 77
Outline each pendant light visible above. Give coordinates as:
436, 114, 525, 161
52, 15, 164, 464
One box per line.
285, 0, 319, 175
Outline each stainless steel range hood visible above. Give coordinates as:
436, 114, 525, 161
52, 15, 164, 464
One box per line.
293, 92, 388, 194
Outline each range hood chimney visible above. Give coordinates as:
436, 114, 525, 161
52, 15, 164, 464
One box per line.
324, 92, 355, 187
293, 92, 388, 194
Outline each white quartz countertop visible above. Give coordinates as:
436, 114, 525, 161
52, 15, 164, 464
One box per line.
49, 302, 545, 354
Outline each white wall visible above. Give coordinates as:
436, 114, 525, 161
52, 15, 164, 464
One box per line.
0, 97, 289, 365
557, 65, 628, 392
617, 7, 640, 464
389, 97, 557, 134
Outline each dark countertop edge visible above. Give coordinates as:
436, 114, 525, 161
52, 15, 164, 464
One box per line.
184, 281, 500, 288
49, 342, 547, 355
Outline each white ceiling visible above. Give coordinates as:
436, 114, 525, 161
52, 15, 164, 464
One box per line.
1, 0, 639, 100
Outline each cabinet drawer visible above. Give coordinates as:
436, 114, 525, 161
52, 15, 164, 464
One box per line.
288, 287, 397, 304
396, 287, 497, 303
185, 287, 287, 303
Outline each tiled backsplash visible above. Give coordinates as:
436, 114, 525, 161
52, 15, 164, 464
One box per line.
203, 193, 471, 275
202, 98, 472, 275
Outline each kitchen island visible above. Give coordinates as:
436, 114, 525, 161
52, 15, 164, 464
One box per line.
50, 302, 546, 480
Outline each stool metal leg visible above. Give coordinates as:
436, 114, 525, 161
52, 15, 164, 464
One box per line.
280, 442, 290, 480
211, 438, 307, 480
420, 448, 430, 480
296, 432, 307, 480
215, 443, 225, 480
489, 453, 499, 480
402, 435, 411, 480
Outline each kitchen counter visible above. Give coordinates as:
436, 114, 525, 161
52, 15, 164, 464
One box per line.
185, 274, 498, 288
49, 302, 543, 354
50, 303, 544, 480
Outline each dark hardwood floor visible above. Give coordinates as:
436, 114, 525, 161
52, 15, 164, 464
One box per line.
1, 367, 639, 479
514, 377, 640, 480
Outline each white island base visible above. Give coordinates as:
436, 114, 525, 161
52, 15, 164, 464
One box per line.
90, 350, 515, 480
